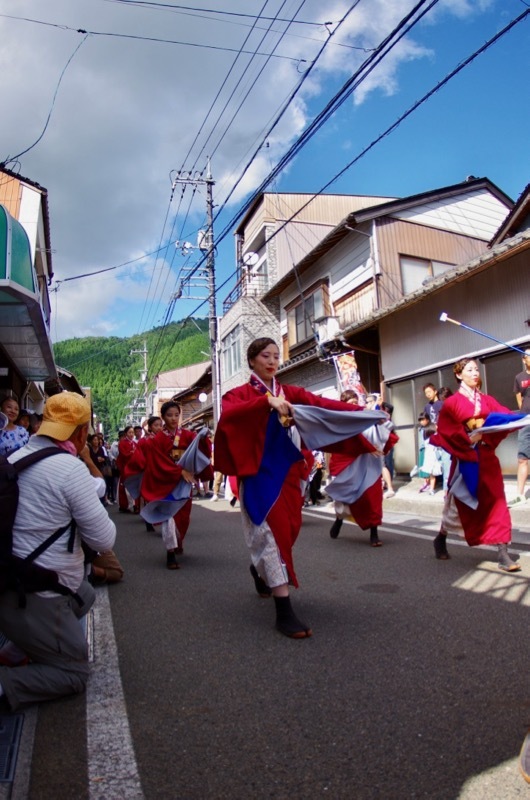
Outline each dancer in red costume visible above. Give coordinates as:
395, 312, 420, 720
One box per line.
328, 390, 398, 546
125, 402, 212, 569
135, 416, 162, 532
430, 358, 520, 571
214, 337, 379, 639
116, 425, 137, 512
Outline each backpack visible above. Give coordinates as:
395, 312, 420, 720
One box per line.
0, 447, 82, 608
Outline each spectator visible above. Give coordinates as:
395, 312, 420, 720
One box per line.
437, 387, 453, 494
97, 434, 115, 504
364, 393, 378, 410
307, 450, 325, 505
509, 348, 530, 506
0, 396, 29, 457
417, 413, 441, 495
210, 470, 225, 502
109, 432, 122, 503
0, 391, 116, 710
29, 413, 43, 435
16, 409, 31, 430
381, 401, 396, 498
423, 383, 443, 425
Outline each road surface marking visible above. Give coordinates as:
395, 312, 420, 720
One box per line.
87, 587, 145, 799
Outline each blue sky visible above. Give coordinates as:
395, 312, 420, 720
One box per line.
0, 0, 528, 343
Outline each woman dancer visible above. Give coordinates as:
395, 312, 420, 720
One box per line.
126, 402, 211, 569
214, 337, 377, 639
328, 391, 398, 546
135, 416, 163, 531
116, 425, 137, 512
431, 358, 520, 571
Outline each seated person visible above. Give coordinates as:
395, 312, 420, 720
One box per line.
0, 392, 116, 711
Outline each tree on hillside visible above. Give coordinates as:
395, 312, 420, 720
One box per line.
53, 319, 210, 432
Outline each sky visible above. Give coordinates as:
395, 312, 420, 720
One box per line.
1, 0, 528, 346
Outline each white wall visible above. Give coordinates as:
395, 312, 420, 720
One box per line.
394, 190, 509, 241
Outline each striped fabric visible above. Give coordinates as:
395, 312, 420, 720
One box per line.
8, 436, 116, 593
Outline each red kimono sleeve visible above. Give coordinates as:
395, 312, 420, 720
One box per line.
116, 438, 136, 472
214, 385, 271, 477
431, 393, 511, 460
124, 437, 148, 477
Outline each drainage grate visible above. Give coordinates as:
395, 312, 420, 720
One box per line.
0, 714, 24, 782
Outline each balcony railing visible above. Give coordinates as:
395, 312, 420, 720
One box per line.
222, 272, 269, 313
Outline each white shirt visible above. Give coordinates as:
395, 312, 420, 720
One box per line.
8, 436, 116, 593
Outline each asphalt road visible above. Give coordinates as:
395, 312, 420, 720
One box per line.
13, 499, 530, 799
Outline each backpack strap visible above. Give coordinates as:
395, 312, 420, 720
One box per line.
11, 447, 83, 607
23, 520, 76, 564
12, 447, 68, 475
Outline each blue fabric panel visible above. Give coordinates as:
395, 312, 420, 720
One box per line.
482, 412, 524, 428
459, 459, 479, 500
242, 413, 303, 526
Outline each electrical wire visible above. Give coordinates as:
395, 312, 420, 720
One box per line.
1, 34, 89, 165
136, 2, 296, 348
54, 4, 529, 384
53, 245, 174, 284
189, 0, 296, 171
208, 0, 308, 162
259, 3, 530, 249
148, 1, 530, 374
104, 0, 373, 53
172, 0, 437, 294
176, 0, 271, 176
212, 0, 364, 213
101, 0, 332, 26
0, 13, 304, 62
214, 0, 440, 223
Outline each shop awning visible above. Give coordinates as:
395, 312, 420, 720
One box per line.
0, 204, 57, 381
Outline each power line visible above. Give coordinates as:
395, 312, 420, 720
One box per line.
157, 2, 530, 344
208, 0, 308, 161
53, 246, 171, 284
263, 3, 530, 236
0, 12, 305, 62
1, 34, 89, 165
104, 0, 373, 53
214, 0, 440, 223
212, 0, 365, 213
171, 0, 439, 295
101, 0, 333, 26
57, 4, 527, 380
134, 3, 297, 349
176, 0, 271, 175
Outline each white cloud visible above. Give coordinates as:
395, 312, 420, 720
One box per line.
0, 0, 505, 339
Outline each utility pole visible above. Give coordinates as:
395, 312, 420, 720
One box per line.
171, 159, 221, 425
129, 340, 148, 423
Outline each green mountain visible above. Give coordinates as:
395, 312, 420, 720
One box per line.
53, 319, 210, 434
